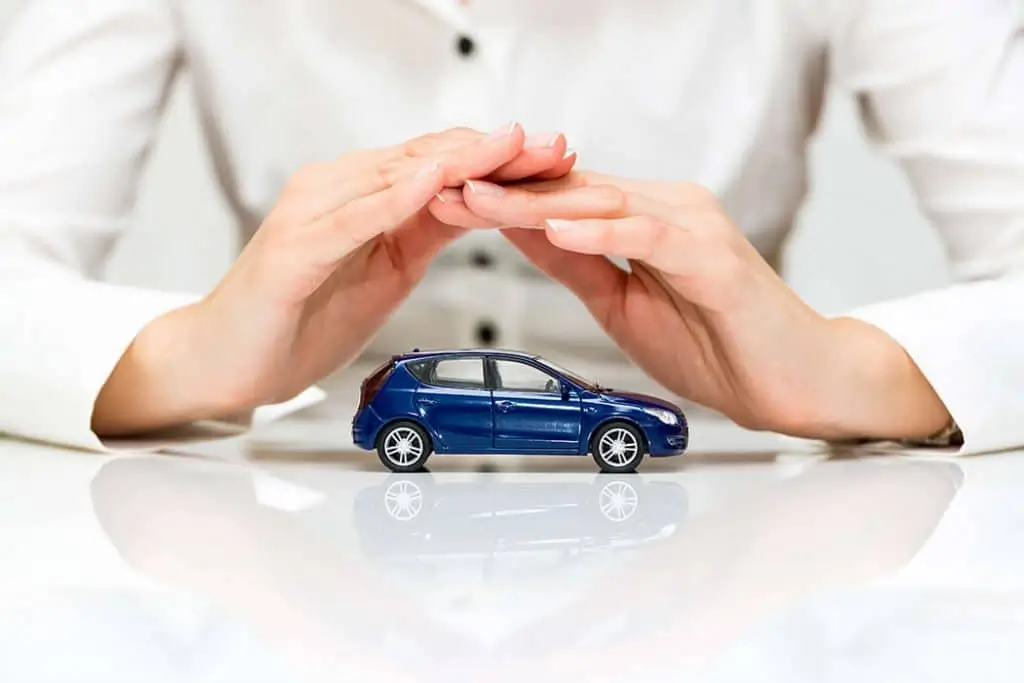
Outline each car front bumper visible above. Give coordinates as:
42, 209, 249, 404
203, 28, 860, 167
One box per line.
648, 420, 689, 457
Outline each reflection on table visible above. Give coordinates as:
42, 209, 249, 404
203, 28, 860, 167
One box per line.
63, 451, 964, 682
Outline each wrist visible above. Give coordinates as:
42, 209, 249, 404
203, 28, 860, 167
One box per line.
794, 317, 951, 442
91, 301, 252, 437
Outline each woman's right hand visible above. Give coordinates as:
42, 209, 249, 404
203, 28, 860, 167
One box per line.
92, 124, 574, 436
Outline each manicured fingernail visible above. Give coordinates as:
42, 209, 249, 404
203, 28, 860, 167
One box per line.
435, 188, 464, 204
465, 180, 505, 196
562, 147, 577, 160
525, 132, 561, 149
546, 219, 579, 232
416, 160, 440, 177
487, 121, 519, 140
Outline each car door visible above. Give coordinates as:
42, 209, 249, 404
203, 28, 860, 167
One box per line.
414, 356, 493, 453
490, 358, 582, 453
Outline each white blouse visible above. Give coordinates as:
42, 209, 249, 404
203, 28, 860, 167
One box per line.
0, 0, 1022, 454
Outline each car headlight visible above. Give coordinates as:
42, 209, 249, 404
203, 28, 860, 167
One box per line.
643, 407, 678, 425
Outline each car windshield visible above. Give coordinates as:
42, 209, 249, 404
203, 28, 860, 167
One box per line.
534, 357, 603, 391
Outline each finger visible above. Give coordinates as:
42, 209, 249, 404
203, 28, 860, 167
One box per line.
463, 180, 628, 227
294, 156, 437, 222
312, 130, 550, 218
485, 133, 568, 182
528, 148, 578, 181
399, 126, 484, 158
480, 177, 683, 224
334, 127, 486, 188
543, 215, 691, 275
400, 128, 577, 185
501, 227, 626, 324
426, 189, 498, 229
503, 172, 590, 194
288, 124, 522, 220
510, 171, 683, 201
434, 122, 529, 187
314, 160, 446, 260
287, 129, 572, 223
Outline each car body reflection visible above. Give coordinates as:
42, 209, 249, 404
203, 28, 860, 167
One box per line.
353, 474, 688, 562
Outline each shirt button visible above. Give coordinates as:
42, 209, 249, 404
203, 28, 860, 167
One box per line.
475, 320, 499, 346
470, 249, 494, 269
455, 34, 476, 58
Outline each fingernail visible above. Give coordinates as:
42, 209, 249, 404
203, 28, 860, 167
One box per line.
562, 147, 577, 160
487, 121, 519, 140
465, 180, 505, 196
546, 219, 578, 232
416, 160, 440, 177
525, 132, 562, 149
435, 188, 464, 204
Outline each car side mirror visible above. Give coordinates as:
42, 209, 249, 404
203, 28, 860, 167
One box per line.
561, 383, 571, 401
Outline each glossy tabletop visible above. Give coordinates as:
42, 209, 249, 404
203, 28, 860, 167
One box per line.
1, 374, 1020, 682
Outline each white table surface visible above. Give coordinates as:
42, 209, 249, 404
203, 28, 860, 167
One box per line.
0, 373, 1019, 683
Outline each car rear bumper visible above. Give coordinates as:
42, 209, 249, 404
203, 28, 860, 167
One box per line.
352, 406, 384, 451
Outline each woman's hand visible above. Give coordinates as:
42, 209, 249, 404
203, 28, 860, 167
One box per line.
92, 124, 574, 436
448, 172, 950, 442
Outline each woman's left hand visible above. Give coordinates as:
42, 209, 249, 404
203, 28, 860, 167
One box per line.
432, 172, 950, 442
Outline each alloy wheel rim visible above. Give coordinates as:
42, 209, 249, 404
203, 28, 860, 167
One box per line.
383, 427, 424, 467
599, 480, 639, 521
384, 480, 423, 520
598, 427, 639, 467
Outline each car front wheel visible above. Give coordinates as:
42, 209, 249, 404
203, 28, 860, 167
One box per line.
376, 421, 434, 473
591, 421, 646, 473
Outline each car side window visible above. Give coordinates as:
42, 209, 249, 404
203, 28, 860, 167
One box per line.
494, 360, 560, 394
406, 360, 432, 383
429, 357, 487, 390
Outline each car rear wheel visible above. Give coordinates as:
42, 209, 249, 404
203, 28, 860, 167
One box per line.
591, 421, 646, 473
377, 421, 433, 473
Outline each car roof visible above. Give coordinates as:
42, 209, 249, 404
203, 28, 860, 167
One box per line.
392, 348, 540, 362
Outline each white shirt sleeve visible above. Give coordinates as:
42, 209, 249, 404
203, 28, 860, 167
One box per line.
0, 1, 322, 452
822, 0, 1024, 454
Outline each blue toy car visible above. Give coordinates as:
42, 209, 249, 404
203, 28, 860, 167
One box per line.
352, 349, 688, 473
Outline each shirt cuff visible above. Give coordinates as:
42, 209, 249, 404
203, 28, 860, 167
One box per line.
97, 384, 328, 452
0, 272, 326, 452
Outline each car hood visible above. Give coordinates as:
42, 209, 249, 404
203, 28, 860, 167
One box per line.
598, 390, 681, 412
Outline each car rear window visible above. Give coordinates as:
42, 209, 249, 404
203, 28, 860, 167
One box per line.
359, 359, 395, 409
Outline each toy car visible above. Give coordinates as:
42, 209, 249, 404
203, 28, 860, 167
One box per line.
352, 348, 688, 473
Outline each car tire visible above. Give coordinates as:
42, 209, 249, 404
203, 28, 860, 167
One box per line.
591, 421, 646, 474
376, 421, 434, 473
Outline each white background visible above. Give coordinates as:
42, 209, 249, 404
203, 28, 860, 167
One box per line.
0, 1, 971, 316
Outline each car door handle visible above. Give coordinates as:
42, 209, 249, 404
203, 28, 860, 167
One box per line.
495, 400, 514, 413
418, 398, 438, 406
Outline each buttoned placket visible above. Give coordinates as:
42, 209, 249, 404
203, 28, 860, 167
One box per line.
412, 0, 528, 352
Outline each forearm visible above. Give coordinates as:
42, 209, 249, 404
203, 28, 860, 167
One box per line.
91, 301, 250, 437
796, 316, 951, 443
